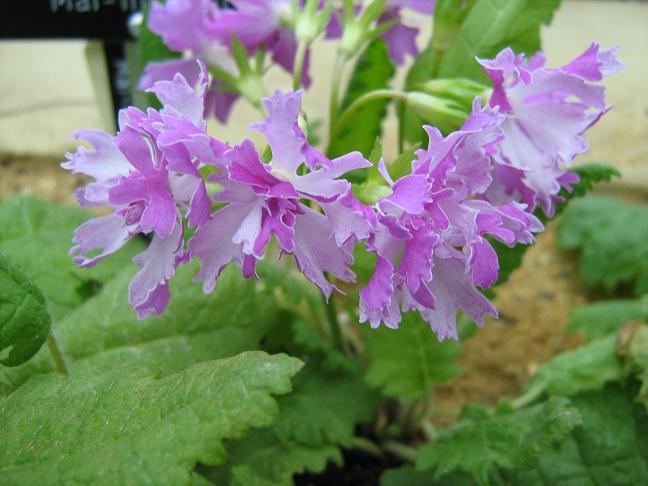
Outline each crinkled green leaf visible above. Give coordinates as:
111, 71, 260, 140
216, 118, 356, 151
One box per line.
199, 429, 341, 486
503, 384, 648, 485
568, 297, 648, 340
627, 325, 648, 413
0, 254, 51, 366
0, 196, 145, 321
274, 365, 379, 447
364, 313, 462, 399
558, 195, 648, 295
416, 397, 582, 485
495, 164, 619, 287
0, 352, 302, 485
525, 334, 624, 397
0, 261, 279, 395
328, 40, 395, 166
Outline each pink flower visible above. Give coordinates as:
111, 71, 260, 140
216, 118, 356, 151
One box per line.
63, 63, 224, 318
479, 44, 623, 216
189, 90, 373, 297
360, 103, 542, 340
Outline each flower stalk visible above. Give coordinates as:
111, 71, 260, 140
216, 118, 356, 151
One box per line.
47, 333, 69, 376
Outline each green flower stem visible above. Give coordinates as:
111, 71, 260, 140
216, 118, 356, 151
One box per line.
292, 40, 309, 91
330, 89, 408, 145
324, 295, 345, 352
47, 332, 69, 376
511, 382, 546, 410
383, 440, 417, 463
351, 436, 385, 458
328, 52, 348, 142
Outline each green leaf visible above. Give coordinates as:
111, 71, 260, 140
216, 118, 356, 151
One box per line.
568, 297, 648, 340
0, 352, 302, 485
274, 365, 379, 447
0, 261, 280, 394
401, 0, 561, 144
558, 195, 648, 295
328, 40, 396, 164
199, 429, 341, 486
503, 384, 648, 485
437, 0, 561, 81
415, 397, 582, 485
626, 325, 648, 413
0, 196, 145, 321
0, 254, 51, 366
364, 313, 462, 399
494, 163, 619, 287
524, 334, 624, 398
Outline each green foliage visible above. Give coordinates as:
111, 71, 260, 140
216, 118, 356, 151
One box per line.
200, 429, 341, 486
503, 384, 648, 485
0, 254, 51, 366
0, 352, 302, 485
274, 365, 379, 447
415, 397, 582, 485
364, 313, 462, 400
0, 261, 279, 395
436, 0, 561, 81
290, 319, 357, 374
401, 0, 561, 143
494, 163, 619, 287
558, 195, 648, 295
524, 334, 624, 397
0, 196, 145, 321
329, 40, 396, 164
568, 297, 648, 340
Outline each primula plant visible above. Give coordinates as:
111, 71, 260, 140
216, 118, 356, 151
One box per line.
1, 1, 645, 485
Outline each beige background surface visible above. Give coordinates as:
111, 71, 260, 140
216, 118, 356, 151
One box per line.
0, 1, 646, 185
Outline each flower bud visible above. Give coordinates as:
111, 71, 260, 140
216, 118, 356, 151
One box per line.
419, 78, 491, 111
405, 92, 469, 133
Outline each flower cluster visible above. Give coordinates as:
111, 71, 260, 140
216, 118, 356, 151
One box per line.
140, 0, 436, 121
479, 43, 623, 216
64, 63, 224, 318
65, 63, 373, 319
327, 0, 435, 65
359, 101, 542, 339
65, 39, 620, 339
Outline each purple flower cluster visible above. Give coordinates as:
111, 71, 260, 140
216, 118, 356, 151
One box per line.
65, 40, 620, 339
326, 0, 436, 65
479, 43, 623, 216
140, 0, 305, 122
140, 0, 436, 121
359, 101, 542, 339
65, 62, 372, 319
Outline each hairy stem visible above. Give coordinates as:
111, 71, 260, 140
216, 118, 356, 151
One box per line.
351, 436, 385, 458
324, 295, 345, 351
330, 89, 408, 144
47, 333, 69, 376
511, 382, 546, 410
328, 52, 347, 143
383, 440, 417, 463
292, 41, 308, 91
